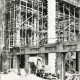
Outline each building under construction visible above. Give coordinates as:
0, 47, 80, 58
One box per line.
56, 0, 80, 42
1, 0, 48, 74
1, 0, 80, 80
56, 0, 80, 80
3, 0, 47, 49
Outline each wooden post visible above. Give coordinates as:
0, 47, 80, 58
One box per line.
63, 4, 65, 41
74, 8, 75, 40
17, 55, 21, 75
69, 6, 70, 41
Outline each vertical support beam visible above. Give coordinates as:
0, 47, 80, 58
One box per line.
57, 53, 65, 80
68, 7, 70, 40
20, 0, 21, 45
21, 4, 23, 45
25, 54, 29, 74
34, 17, 37, 45
74, 8, 75, 40
62, 53, 65, 80
76, 52, 80, 73
9, 54, 11, 69
13, 55, 17, 69
76, 52, 78, 71
17, 55, 21, 75
0, 52, 2, 71
8, 22, 10, 50
9, 1, 11, 50
25, 0, 27, 45
31, 0, 33, 45
25, 28, 26, 45
37, 0, 39, 45
13, 2, 15, 46
76, 52, 80, 80
42, 2, 43, 31
42, 2, 44, 44
58, 2, 60, 42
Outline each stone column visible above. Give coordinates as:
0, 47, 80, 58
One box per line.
76, 52, 80, 73
25, 54, 29, 74
17, 55, 21, 75
56, 52, 65, 80
13, 55, 17, 69
62, 53, 65, 80
76, 52, 80, 80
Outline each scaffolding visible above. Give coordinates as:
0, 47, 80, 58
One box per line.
56, 0, 80, 42
3, 0, 48, 49
56, 0, 80, 75
0, 0, 4, 51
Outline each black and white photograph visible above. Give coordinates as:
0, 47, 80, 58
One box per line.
0, 0, 80, 80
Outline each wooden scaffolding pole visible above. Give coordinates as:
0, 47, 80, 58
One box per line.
63, 4, 65, 41
74, 8, 75, 40
69, 6, 70, 41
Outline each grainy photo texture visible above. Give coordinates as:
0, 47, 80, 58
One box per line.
0, 0, 80, 80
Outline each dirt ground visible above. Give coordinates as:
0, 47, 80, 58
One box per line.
1, 72, 47, 80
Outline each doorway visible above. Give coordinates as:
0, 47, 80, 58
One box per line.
18, 55, 25, 68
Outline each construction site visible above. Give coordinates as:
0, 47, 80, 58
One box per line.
1, 0, 80, 80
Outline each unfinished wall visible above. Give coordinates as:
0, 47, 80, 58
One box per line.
1, 51, 10, 72
56, 0, 79, 42
4, 0, 48, 50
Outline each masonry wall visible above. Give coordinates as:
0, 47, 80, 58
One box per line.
1, 51, 10, 72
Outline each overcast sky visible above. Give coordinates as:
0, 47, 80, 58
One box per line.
48, 0, 56, 44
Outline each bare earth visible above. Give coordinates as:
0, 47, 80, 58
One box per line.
1, 72, 47, 80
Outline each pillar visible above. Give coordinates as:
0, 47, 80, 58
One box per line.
76, 52, 80, 73
25, 54, 29, 74
76, 52, 80, 80
56, 52, 65, 80
62, 53, 65, 80
13, 55, 17, 69
17, 55, 21, 75
0, 52, 2, 71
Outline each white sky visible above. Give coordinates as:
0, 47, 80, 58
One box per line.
48, 0, 56, 43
